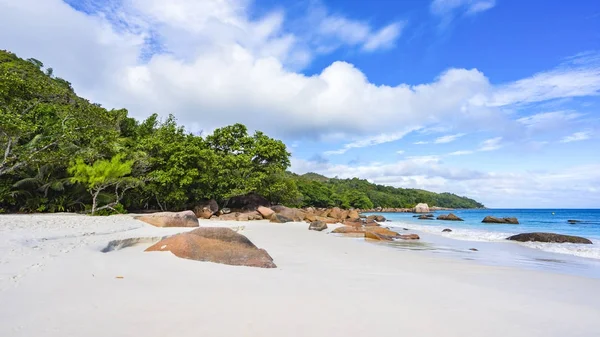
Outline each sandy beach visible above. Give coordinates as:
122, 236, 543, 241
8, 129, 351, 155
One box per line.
1, 214, 600, 337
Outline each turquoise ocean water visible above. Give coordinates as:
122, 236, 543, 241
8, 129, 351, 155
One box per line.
364, 209, 600, 278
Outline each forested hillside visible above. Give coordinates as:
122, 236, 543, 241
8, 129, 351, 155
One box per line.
290, 173, 484, 209
0, 50, 483, 214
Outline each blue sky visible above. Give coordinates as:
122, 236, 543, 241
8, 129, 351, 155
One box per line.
1, 0, 600, 207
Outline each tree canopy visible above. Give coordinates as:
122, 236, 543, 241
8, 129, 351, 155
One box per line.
0, 50, 484, 214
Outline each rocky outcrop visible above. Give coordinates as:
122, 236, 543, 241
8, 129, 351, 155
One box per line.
482, 216, 519, 224
366, 215, 386, 222
227, 192, 270, 212
308, 220, 327, 231
271, 205, 306, 222
218, 213, 238, 221
343, 218, 364, 228
257, 206, 274, 218
418, 215, 434, 220
194, 199, 219, 219
332, 226, 365, 234
135, 211, 199, 228
398, 234, 420, 240
270, 214, 293, 223
364, 227, 400, 237
437, 213, 464, 221
413, 203, 430, 213
348, 209, 360, 219
145, 227, 276, 268
506, 232, 592, 244
442, 228, 452, 232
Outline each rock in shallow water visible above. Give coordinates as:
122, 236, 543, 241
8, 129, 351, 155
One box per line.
442, 228, 453, 232
437, 213, 464, 221
145, 227, 276, 268
506, 232, 592, 244
482, 216, 519, 224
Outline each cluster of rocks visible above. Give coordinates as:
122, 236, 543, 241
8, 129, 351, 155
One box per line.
332, 219, 420, 242
193, 194, 381, 227
414, 213, 464, 221
362, 204, 454, 213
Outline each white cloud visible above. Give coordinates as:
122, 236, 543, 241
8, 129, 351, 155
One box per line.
323, 127, 419, 155
560, 131, 592, 143
479, 137, 503, 151
414, 141, 430, 145
1, 0, 599, 152
396, 150, 405, 155
434, 133, 466, 144
448, 150, 474, 156
517, 111, 582, 129
431, 0, 496, 17
362, 22, 405, 51
491, 55, 600, 107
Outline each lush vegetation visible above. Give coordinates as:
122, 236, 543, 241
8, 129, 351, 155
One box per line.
0, 50, 483, 214
289, 173, 484, 209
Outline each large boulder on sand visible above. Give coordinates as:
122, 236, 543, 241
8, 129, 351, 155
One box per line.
227, 192, 270, 211
257, 206, 274, 218
135, 211, 199, 228
271, 205, 306, 221
506, 232, 592, 244
308, 220, 328, 231
437, 213, 464, 221
482, 216, 519, 224
413, 203, 430, 213
194, 199, 219, 219
145, 227, 276, 268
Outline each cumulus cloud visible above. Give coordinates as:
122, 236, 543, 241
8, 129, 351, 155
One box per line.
3, 0, 599, 148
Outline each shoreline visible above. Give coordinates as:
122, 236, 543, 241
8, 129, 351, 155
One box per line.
1, 214, 600, 336
385, 221, 600, 279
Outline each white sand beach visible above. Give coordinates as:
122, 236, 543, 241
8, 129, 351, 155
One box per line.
1, 214, 600, 337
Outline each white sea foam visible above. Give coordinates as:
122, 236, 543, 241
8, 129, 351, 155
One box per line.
389, 221, 600, 260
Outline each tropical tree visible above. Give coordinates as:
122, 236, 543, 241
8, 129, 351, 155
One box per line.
68, 155, 141, 214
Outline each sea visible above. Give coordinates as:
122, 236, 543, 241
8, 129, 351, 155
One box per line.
363, 209, 600, 278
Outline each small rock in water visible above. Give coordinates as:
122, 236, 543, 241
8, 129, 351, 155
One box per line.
567, 219, 581, 224
442, 228, 452, 233
469, 248, 478, 252
403, 228, 409, 231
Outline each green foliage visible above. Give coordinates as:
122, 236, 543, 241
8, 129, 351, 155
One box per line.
288, 173, 483, 209
68, 154, 138, 214
0, 50, 484, 214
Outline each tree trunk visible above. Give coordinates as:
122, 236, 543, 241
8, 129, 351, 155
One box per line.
91, 190, 100, 215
